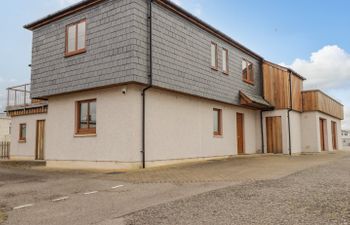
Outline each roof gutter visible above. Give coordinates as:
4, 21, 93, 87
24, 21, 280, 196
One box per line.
24, 0, 105, 30
287, 71, 293, 156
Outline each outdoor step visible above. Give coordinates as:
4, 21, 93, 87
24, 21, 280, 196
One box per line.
0, 160, 46, 167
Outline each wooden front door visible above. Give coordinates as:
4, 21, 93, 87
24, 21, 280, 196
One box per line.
236, 113, 244, 154
36, 120, 45, 160
331, 121, 337, 150
266, 117, 282, 154
319, 118, 326, 151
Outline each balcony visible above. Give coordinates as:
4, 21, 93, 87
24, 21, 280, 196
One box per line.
6, 84, 48, 115
302, 90, 344, 120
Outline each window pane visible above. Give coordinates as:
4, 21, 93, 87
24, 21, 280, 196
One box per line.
77, 22, 86, 50
213, 110, 219, 133
247, 61, 253, 81
222, 49, 227, 72
242, 60, 247, 80
80, 102, 88, 129
89, 101, 96, 128
211, 43, 217, 68
67, 25, 76, 53
20, 124, 26, 139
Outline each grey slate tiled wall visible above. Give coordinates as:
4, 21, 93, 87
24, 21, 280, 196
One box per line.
31, 0, 262, 105
133, 0, 262, 105
30, 0, 148, 98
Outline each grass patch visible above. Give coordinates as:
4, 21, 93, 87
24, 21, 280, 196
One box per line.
0, 210, 7, 224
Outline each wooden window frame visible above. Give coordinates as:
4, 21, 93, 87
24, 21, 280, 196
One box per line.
222, 48, 229, 74
19, 123, 26, 142
65, 19, 87, 57
242, 59, 254, 85
211, 42, 218, 70
213, 108, 223, 136
76, 99, 96, 135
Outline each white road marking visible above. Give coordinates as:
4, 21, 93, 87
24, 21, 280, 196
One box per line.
52, 196, 69, 202
111, 185, 124, 189
13, 204, 33, 210
84, 191, 98, 195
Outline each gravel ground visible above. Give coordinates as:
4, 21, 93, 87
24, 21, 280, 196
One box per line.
125, 155, 350, 225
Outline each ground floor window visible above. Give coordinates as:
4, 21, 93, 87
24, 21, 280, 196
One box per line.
19, 123, 26, 142
76, 99, 96, 134
213, 108, 222, 136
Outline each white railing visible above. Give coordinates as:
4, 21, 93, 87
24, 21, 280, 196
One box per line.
6, 84, 32, 107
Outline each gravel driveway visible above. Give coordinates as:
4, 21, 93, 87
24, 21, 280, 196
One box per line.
125, 154, 350, 225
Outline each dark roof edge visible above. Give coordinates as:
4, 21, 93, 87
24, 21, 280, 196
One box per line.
24, 0, 106, 30
156, 0, 263, 60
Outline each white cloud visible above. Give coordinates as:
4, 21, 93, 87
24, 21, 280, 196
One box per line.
282, 45, 350, 90
58, 0, 81, 7
170, 0, 202, 17
193, 3, 202, 16
282, 45, 350, 129
171, 0, 182, 6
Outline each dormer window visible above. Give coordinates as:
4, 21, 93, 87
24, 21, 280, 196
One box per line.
65, 19, 86, 57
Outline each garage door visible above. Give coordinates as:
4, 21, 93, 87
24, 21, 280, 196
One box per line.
266, 116, 282, 154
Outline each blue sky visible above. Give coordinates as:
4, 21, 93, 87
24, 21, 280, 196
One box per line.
1, 0, 350, 128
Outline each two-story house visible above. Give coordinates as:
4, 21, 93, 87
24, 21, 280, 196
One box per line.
6, 0, 344, 169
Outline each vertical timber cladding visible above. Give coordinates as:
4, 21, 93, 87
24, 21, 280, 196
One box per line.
266, 116, 282, 154
262, 62, 303, 111
36, 120, 45, 160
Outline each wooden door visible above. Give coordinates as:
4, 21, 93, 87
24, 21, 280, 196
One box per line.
36, 120, 45, 160
266, 117, 282, 154
236, 113, 244, 154
331, 121, 337, 150
319, 119, 326, 151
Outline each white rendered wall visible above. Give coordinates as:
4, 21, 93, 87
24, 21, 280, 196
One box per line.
10, 113, 47, 160
45, 84, 261, 168
45, 85, 143, 164
145, 88, 261, 162
0, 116, 11, 141
301, 111, 342, 152
290, 111, 302, 153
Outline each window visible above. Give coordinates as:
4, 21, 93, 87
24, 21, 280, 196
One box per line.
76, 99, 96, 135
242, 59, 254, 84
213, 108, 222, 136
222, 48, 228, 74
65, 20, 86, 57
19, 123, 26, 142
211, 42, 218, 69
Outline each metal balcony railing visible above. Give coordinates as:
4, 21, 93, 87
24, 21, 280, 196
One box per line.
6, 84, 32, 108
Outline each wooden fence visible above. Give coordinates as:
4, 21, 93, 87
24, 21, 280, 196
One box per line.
0, 141, 10, 159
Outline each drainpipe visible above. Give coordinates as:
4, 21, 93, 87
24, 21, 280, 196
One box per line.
287, 71, 293, 155
260, 110, 264, 153
141, 0, 153, 169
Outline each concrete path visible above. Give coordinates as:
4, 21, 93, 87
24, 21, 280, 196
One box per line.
0, 151, 348, 225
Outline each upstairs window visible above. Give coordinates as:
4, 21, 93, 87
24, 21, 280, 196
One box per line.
66, 20, 86, 57
213, 108, 222, 136
211, 42, 218, 70
242, 59, 254, 84
222, 48, 228, 74
76, 99, 96, 135
19, 123, 26, 142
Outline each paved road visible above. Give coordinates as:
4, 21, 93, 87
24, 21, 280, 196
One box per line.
0, 151, 349, 225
